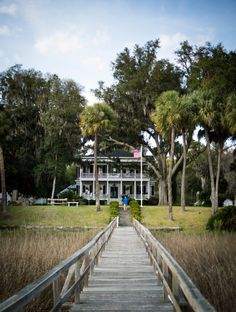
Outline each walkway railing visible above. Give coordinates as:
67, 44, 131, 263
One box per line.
0, 218, 118, 312
133, 219, 216, 312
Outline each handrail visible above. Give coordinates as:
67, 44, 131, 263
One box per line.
0, 217, 118, 312
133, 219, 216, 312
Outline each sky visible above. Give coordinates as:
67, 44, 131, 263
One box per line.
0, 0, 236, 103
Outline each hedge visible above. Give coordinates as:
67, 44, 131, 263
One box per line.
110, 201, 119, 220
206, 206, 236, 232
129, 200, 142, 222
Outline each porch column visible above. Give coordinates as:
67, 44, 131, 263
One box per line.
107, 180, 109, 203
107, 164, 109, 203
120, 168, 123, 202
80, 181, 82, 197
134, 180, 137, 200
79, 167, 82, 197
148, 180, 150, 198
93, 180, 95, 200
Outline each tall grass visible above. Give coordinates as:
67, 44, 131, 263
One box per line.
154, 232, 236, 312
0, 229, 98, 311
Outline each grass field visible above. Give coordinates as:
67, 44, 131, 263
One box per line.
0, 205, 110, 227
142, 206, 212, 233
0, 205, 212, 233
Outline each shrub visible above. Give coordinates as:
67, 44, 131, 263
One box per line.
143, 197, 159, 206
129, 200, 141, 222
59, 190, 74, 200
110, 201, 119, 220
77, 197, 88, 205
206, 206, 236, 232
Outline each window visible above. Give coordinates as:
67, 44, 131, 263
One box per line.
151, 185, 154, 196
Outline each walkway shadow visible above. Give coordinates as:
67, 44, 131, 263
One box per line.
119, 208, 132, 226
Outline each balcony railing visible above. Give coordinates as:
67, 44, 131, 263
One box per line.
80, 173, 147, 179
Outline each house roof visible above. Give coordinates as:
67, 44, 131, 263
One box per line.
108, 150, 133, 158
84, 149, 134, 159
80, 149, 140, 164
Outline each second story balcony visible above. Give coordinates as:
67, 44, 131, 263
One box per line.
80, 172, 148, 180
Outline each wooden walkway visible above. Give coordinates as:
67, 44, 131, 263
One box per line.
71, 226, 173, 311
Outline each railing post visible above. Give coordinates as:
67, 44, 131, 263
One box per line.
53, 278, 60, 311
163, 261, 170, 302
74, 261, 81, 304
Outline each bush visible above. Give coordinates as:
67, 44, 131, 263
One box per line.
129, 200, 141, 222
206, 206, 236, 232
78, 197, 88, 205
110, 201, 119, 220
59, 190, 74, 200
143, 197, 159, 206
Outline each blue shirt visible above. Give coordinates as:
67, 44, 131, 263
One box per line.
123, 197, 129, 204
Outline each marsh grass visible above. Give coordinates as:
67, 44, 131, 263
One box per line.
154, 232, 236, 312
0, 229, 98, 311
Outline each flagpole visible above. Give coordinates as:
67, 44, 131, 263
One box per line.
140, 145, 143, 207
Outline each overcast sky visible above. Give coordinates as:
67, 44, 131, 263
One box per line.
0, 0, 235, 103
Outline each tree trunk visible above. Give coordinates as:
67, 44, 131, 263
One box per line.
51, 153, 57, 199
158, 178, 168, 205
94, 133, 100, 211
205, 129, 216, 215
181, 132, 187, 211
168, 127, 175, 221
0, 144, 7, 212
51, 175, 57, 199
215, 143, 223, 214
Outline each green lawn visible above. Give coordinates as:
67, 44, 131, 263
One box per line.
0, 204, 212, 233
142, 206, 212, 234
0, 205, 110, 227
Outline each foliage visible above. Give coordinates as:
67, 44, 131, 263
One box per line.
80, 102, 117, 138
80, 102, 117, 211
206, 206, 236, 232
94, 40, 182, 206
109, 201, 119, 220
59, 190, 75, 200
129, 200, 141, 222
176, 42, 236, 213
143, 197, 159, 206
0, 65, 86, 197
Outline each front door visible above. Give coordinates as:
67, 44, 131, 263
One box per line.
110, 186, 118, 198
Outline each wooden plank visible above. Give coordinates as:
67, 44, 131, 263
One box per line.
70, 227, 173, 312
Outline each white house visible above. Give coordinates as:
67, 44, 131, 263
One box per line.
75, 150, 157, 204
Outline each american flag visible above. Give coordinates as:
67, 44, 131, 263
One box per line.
133, 148, 141, 158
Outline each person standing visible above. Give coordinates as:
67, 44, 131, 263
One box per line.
123, 195, 129, 211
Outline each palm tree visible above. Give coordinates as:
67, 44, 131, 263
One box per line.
151, 91, 181, 221
0, 111, 11, 212
195, 90, 233, 215
225, 93, 236, 136
80, 103, 117, 211
179, 94, 198, 211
